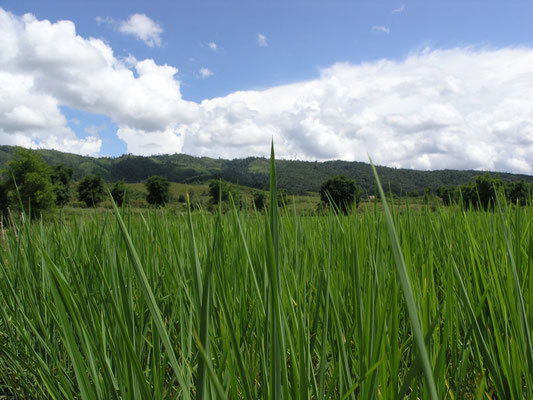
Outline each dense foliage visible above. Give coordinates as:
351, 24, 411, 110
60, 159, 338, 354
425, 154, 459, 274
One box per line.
436, 173, 532, 209
208, 179, 233, 203
51, 164, 74, 206
0, 182, 8, 217
77, 174, 105, 207
320, 175, 361, 213
146, 175, 170, 206
252, 190, 266, 210
2, 147, 55, 217
110, 180, 128, 206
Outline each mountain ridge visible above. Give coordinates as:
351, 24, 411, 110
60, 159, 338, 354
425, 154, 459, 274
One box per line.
1, 145, 532, 195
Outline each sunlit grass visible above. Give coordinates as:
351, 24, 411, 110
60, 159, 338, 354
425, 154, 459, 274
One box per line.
0, 148, 531, 399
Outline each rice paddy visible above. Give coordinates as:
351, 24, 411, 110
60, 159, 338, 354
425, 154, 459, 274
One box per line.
0, 151, 531, 399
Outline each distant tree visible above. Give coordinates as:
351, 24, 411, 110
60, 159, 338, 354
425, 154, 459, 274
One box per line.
457, 173, 503, 210
458, 183, 476, 208
208, 180, 232, 204
252, 191, 266, 210
436, 186, 458, 206
110, 180, 128, 207
0, 181, 9, 220
146, 175, 169, 206
506, 180, 529, 205
474, 174, 502, 209
320, 175, 361, 214
77, 174, 105, 207
4, 147, 55, 217
51, 164, 73, 186
51, 164, 74, 206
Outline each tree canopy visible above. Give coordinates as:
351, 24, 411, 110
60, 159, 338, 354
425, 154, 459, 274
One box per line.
436, 173, 532, 209
77, 174, 105, 207
252, 191, 266, 210
51, 164, 74, 206
208, 180, 232, 204
146, 175, 169, 206
4, 147, 55, 217
320, 175, 361, 214
111, 180, 128, 207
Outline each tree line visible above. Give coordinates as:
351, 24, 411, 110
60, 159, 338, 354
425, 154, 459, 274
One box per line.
1, 147, 531, 219
434, 173, 532, 209
0, 148, 174, 218
0, 148, 363, 217
3, 144, 533, 197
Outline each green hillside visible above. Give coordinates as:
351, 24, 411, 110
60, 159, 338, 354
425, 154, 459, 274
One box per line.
1, 145, 532, 195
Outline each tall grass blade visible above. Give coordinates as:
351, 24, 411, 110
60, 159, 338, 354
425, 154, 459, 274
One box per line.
370, 158, 439, 400
110, 195, 191, 399
267, 141, 288, 399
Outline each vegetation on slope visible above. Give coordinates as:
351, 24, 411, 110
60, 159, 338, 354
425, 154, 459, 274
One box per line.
2, 145, 533, 195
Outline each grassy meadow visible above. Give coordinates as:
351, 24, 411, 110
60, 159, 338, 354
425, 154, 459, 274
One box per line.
0, 154, 532, 399
64, 181, 322, 215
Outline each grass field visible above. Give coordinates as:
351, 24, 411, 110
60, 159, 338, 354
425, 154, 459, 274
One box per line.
65, 181, 322, 215
0, 152, 531, 399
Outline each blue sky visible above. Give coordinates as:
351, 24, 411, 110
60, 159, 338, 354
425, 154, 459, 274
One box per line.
2, 1, 533, 173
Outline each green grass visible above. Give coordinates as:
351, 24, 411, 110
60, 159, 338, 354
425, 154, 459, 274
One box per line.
0, 150, 531, 399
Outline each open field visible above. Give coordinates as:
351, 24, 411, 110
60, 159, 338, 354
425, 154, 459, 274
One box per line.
0, 159, 532, 399
62, 181, 322, 215
3, 3, 533, 398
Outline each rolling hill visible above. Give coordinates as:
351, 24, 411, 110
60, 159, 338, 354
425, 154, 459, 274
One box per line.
1, 145, 532, 195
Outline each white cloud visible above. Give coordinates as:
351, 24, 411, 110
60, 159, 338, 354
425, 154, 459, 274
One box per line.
372, 25, 390, 34
207, 41, 217, 51
392, 4, 406, 14
257, 33, 268, 47
178, 47, 533, 174
119, 14, 162, 47
0, 11, 101, 155
117, 125, 183, 155
199, 67, 213, 78
0, 8, 194, 155
97, 13, 163, 47
3, 8, 533, 174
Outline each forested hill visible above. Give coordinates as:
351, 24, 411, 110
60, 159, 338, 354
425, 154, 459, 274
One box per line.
1, 145, 532, 195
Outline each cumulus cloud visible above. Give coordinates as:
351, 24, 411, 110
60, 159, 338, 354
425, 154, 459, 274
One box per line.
3, 8, 533, 174
97, 13, 163, 47
257, 33, 268, 47
372, 25, 390, 34
179, 47, 533, 174
117, 125, 183, 155
207, 41, 217, 51
199, 67, 213, 78
0, 8, 195, 155
118, 14, 162, 47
